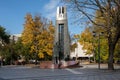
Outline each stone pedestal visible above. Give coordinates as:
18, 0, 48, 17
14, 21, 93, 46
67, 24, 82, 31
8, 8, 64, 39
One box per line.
39, 61, 79, 69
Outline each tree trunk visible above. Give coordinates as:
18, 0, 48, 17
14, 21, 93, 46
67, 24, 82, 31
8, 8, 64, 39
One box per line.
108, 45, 114, 70
108, 29, 120, 70
108, 39, 115, 70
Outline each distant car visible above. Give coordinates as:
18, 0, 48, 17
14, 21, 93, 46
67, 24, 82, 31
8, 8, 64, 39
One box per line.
117, 60, 120, 64
29, 60, 40, 64
17, 59, 25, 65
29, 60, 36, 64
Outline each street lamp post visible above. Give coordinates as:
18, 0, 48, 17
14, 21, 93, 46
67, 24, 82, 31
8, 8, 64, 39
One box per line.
0, 56, 2, 67
0, 45, 4, 67
98, 33, 100, 69
93, 31, 103, 69
34, 33, 38, 65
11, 35, 15, 65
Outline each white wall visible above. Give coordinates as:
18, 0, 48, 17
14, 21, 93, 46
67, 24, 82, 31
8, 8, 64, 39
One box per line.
70, 42, 93, 59
10, 34, 21, 41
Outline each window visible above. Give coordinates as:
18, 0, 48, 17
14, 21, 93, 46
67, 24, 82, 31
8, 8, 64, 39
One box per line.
59, 7, 61, 14
58, 24, 64, 46
62, 7, 64, 13
58, 24, 64, 58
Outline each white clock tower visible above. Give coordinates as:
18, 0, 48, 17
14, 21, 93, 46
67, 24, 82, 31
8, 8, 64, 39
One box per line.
53, 6, 70, 64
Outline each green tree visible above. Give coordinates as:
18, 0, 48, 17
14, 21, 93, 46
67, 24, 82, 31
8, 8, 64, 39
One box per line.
76, 27, 109, 63
14, 38, 31, 63
114, 40, 120, 62
0, 26, 10, 65
0, 26, 10, 45
63, 0, 120, 70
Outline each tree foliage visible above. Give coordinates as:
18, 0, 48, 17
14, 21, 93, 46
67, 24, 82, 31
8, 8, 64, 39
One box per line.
79, 27, 93, 55
37, 21, 55, 60
70, 42, 77, 52
0, 26, 10, 64
0, 26, 10, 45
21, 14, 55, 61
75, 27, 108, 62
63, 0, 120, 70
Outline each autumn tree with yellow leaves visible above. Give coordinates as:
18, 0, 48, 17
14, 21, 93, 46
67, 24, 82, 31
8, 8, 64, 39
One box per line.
63, 0, 120, 70
75, 27, 109, 63
79, 28, 93, 55
37, 21, 55, 60
21, 14, 55, 62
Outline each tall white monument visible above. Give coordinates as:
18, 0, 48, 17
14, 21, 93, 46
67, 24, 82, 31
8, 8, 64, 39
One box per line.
53, 6, 70, 64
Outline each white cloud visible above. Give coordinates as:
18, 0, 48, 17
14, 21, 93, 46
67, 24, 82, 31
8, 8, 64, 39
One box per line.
44, 0, 59, 10
44, 0, 60, 20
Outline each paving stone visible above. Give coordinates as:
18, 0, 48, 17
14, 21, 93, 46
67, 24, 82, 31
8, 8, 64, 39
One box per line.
0, 65, 120, 80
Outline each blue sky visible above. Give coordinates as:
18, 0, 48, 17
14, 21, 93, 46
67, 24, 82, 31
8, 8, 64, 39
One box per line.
0, 0, 83, 35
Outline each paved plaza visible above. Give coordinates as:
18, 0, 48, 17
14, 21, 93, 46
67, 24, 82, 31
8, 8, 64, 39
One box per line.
0, 64, 120, 80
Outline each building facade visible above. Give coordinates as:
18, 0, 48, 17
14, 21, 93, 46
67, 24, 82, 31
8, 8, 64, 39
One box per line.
70, 42, 93, 60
